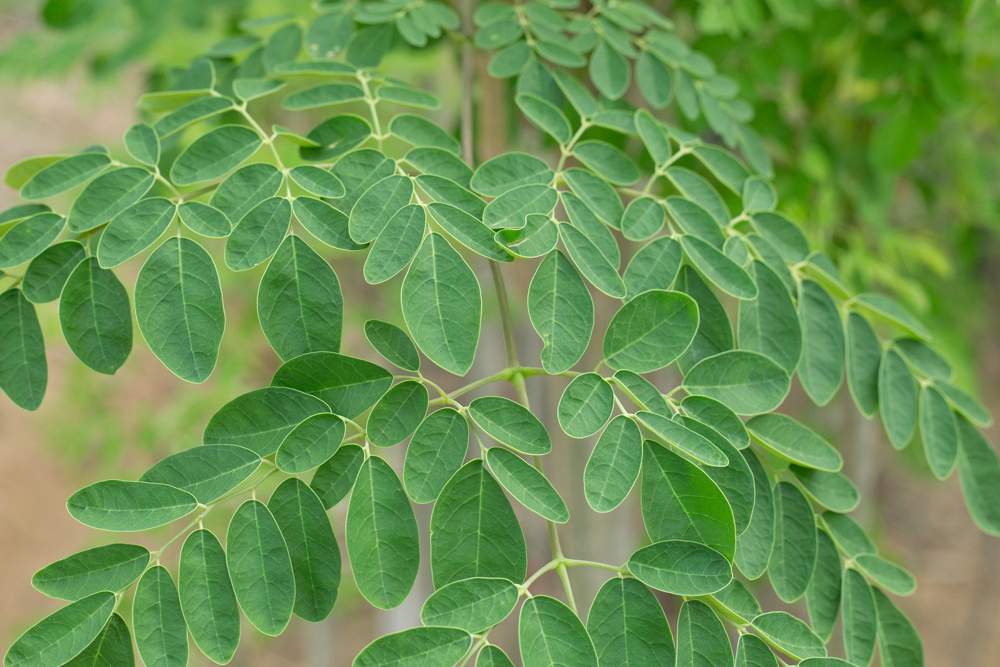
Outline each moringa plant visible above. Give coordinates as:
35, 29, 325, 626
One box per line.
2, 1, 998, 665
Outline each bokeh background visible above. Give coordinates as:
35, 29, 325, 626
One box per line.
1, 0, 999, 664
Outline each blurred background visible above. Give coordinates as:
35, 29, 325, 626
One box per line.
1, 0, 998, 664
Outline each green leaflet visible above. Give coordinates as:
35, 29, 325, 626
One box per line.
768, 482, 817, 603
64, 613, 134, 667
402, 233, 481, 376
735, 448, 775, 580
97, 197, 175, 268
486, 446, 569, 523
482, 184, 557, 230
734, 634, 777, 667
676, 265, 734, 372
178, 529, 240, 664
430, 460, 527, 587
417, 175, 485, 218
936, 380, 992, 427
133, 566, 187, 667
404, 408, 469, 503
750, 212, 808, 262
226, 500, 295, 636
919, 385, 958, 479
364, 204, 425, 284
572, 141, 640, 185
821, 512, 876, 558
178, 201, 232, 238
478, 645, 515, 667
288, 165, 345, 198
679, 234, 757, 300
676, 600, 733, 667
283, 82, 364, 109
497, 213, 558, 258
124, 123, 160, 166
469, 395, 552, 455
470, 152, 554, 196
853, 292, 931, 341
367, 380, 428, 446
22, 241, 86, 304
612, 370, 671, 416
710, 580, 762, 625
169, 125, 262, 185
0, 212, 65, 268
20, 153, 110, 199
791, 466, 860, 512
798, 280, 845, 405
634, 109, 672, 163
272, 352, 392, 418
873, 588, 924, 666
636, 50, 674, 109
641, 441, 736, 559
3, 591, 114, 667
750, 611, 825, 661
879, 348, 918, 449
59, 258, 133, 375
275, 413, 344, 473
516, 93, 571, 144
67, 167, 154, 232
854, 554, 916, 596
258, 235, 343, 361
895, 337, 951, 380
590, 38, 629, 100
348, 174, 413, 244
603, 290, 698, 372
680, 395, 749, 450
67, 480, 197, 531
154, 96, 234, 138
519, 595, 598, 667
225, 196, 291, 271
682, 350, 790, 415
666, 196, 725, 248
311, 443, 365, 509
268, 478, 341, 621
364, 320, 420, 371
738, 260, 801, 374
746, 414, 843, 472
629, 540, 733, 595
842, 568, 877, 666
346, 457, 419, 609
140, 444, 261, 503
135, 237, 224, 383
558, 373, 613, 438
211, 163, 282, 226
846, 312, 881, 417
563, 168, 624, 227
623, 236, 682, 299
584, 414, 643, 512
587, 577, 675, 666
0, 203, 49, 225
330, 149, 395, 213
355, 627, 471, 667
636, 411, 728, 467
420, 577, 518, 634
405, 147, 472, 187
559, 223, 626, 298
32, 544, 149, 601
427, 203, 512, 261
805, 530, 842, 642
677, 415, 755, 533
204, 386, 328, 456
956, 415, 1000, 535
390, 114, 461, 154
527, 250, 594, 373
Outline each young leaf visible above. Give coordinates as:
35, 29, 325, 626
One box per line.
310, 443, 365, 509
629, 540, 732, 595
603, 290, 698, 372
682, 351, 789, 415
133, 566, 187, 667
272, 351, 392, 418
587, 577, 675, 666
584, 415, 643, 513
750, 611, 825, 660
140, 444, 261, 503
430, 460, 527, 587
846, 312, 881, 417
347, 457, 419, 609
355, 627, 471, 667
519, 596, 598, 667
746, 414, 843, 472
3, 591, 115, 667
841, 568, 877, 666
558, 373, 614, 438
59, 258, 133, 375
768, 482, 817, 602
178, 530, 240, 664
135, 238, 224, 383
469, 396, 552, 455
67, 480, 197, 531
402, 233, 481, 376
676, 600, 733, 667
275, 413, 344, 473
268, 478, 341, 621
226, 500, 295, 635
258, 235, 343, 360
878, 348, 918, 449
738, 260, 801, 374
204, 386, 328, 456
32, 544, 149, 601
169, 125, 262, 185
805, 530, 842, 642
420, 577, 518, 634
367, 380, 428, 447
527, 250, 594, 374
798, 280, 845, 405
641, 441, 736, 559
486, 447, 569, 523
735, 449, 775, 580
